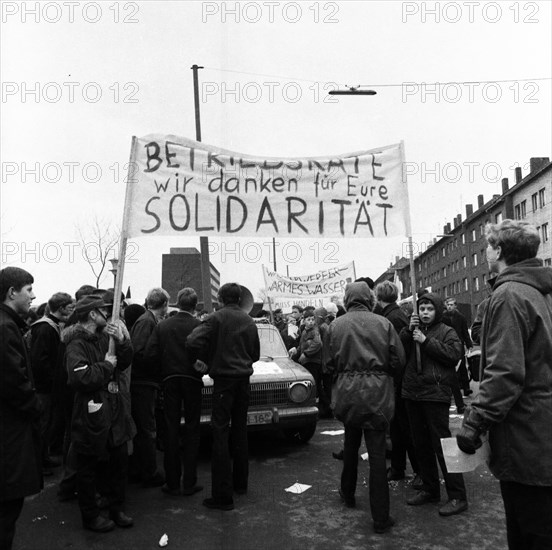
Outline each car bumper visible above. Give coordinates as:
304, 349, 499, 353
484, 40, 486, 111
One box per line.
199, 405, 319, 427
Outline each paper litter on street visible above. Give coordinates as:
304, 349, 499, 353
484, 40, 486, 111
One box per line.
360, 452, 369, 461
285, 483, 312, 494
441, 435, 490, 473
320, 430, 345, 436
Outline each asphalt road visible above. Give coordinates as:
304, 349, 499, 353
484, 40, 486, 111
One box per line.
14, 390, 508, 550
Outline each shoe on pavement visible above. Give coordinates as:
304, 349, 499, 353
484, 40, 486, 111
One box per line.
161, 484, 181, 496
203, 498, 234, 511
373, 516, 395, 534
410, 474, 424, 490
83, 516, 115, 533
338, 488, 356, 508
456, 406, 466, 415
182, 485, 203, 496
407, 490, 440, 506
387, 467, 405, 481
109, 511, 134, 528
439, 499, 468, 516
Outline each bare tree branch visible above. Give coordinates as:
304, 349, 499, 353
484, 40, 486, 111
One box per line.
75, 217, 121, 288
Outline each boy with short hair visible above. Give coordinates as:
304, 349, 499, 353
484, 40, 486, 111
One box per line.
400, 293, 468, 517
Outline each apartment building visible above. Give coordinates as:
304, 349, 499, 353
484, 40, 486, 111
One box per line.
378, 157, 551, 323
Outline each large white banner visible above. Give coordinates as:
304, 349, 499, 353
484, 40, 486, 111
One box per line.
262, 263, 355, 312
122, 135, 409, 239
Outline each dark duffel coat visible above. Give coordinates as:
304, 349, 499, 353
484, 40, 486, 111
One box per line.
0, 303, 43, 502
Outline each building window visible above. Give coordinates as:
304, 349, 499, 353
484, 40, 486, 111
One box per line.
480, 224, 484, 236
521, 200, 526, 218
463, 278, 468, 291
471, 228, 477, 241
545, 259, 552, 267
472, 253, 478, 266
539, 188, 546, 208
495, 212, 503, 224
443, 266, 447, 277
473, 277, 480, 291
442, 247, 446, 258
543, 223, 549, 243
532, 193, 538, 212
483, 273, 487, 285
462, 256, 467, 268
455, 260, 459, 272
461, 234, 465, 244
514, 204, 521, 220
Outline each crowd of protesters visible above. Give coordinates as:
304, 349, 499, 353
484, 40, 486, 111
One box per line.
1, 219, 551, 548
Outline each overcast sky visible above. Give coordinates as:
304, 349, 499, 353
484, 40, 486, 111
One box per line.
2, 0, 551, 304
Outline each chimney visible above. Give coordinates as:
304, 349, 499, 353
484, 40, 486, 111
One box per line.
466, 204, 473, 218
515, 167, 522, 183
453, 217, 459, 228
456, 214, 462, 227
493, 194, 500, 200
446, 223, 451, 233
443, 225, 448, 235
477, 194, 484, 208
501, 178, 509, 194
530, 157, 550, 174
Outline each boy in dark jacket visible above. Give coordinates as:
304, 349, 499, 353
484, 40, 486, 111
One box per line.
295, 311, 323, 393
400, 293, 468, 517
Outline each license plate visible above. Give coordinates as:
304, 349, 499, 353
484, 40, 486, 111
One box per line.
247, 410, 273, 425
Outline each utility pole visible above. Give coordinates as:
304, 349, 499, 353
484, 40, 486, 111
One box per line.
191, 64, 213, 312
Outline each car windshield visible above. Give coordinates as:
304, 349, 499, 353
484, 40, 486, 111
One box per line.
258, 326, 288, 359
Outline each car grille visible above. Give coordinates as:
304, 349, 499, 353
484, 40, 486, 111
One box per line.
201, 381, 289, 413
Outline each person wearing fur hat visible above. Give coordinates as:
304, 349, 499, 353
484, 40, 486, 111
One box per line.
65, 295, 134, 532
400, 293, 467, 516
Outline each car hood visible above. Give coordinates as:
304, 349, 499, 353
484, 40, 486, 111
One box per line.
202, 356, 314, 386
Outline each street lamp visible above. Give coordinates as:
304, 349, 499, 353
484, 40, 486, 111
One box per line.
109, 257, 119, 288
328, 86, 377, 96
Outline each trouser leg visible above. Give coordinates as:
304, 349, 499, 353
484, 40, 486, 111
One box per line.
364, 428, 389, 524
341, 424, 362, 498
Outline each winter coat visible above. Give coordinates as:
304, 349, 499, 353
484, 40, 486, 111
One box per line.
64, 324, 135, 456
30, 314, 61, 394
327, 282, 405, 429
471, 258, 552, 485
442, 309, 473, 349
400, 293, 463, 404
296, 325, 322, 365
186, 304, 260, 379
145, 311, 201, 383
0, 303, 43, 501
380, 302, 409, 391
130, 309, 159, 386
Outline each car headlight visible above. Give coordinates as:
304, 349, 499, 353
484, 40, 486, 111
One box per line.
289, 381, 312, 404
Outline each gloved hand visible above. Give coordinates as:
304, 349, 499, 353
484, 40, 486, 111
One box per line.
456, 407, 487, 454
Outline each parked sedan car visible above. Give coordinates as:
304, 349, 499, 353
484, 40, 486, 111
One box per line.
199, 320, 319, 443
